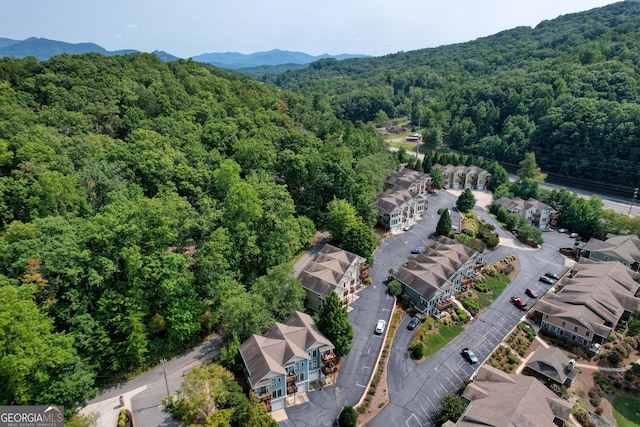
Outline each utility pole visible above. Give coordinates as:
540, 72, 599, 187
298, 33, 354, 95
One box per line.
160, 358, 170, 400
628, 187, 639, 216
416, 118, 421, 159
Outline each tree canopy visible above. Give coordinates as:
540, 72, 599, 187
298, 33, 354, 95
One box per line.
316, 292, 354, 358
0, 53, 397, 406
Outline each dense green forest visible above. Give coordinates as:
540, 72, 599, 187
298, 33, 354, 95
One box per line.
271, 1, 640, 194
4, 1, 640, 418
0, 52, 398, 414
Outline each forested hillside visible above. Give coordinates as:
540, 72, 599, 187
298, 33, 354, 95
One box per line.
273, 1, 640, 193
0, 53, 397, 413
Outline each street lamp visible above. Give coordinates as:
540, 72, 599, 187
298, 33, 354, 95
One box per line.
160, 358, 170, 400
628, 187, 639, 216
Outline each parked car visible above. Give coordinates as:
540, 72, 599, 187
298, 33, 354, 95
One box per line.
375, 319, 386, 334
511, 296, 528, 310
404, 225, 414, 231
411, 247, 423, 254
569, 232, 579, 238
461, 347, 479, 364
525, 288, 539, 298
407, 316, 420, 330
558, 228, 568, 233
545, 272, 560, 281
451, 225, 459, 231
539, 275, 555, 285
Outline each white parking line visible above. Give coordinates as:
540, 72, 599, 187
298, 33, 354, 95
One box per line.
405, 413, 422, 427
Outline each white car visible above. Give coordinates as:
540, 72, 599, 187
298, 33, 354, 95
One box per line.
375, 319, 386, 334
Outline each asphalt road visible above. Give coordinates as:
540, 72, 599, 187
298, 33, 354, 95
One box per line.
368, 193, 575, 427
82, 335, 223, 427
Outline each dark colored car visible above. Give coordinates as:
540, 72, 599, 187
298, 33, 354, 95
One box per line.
539, 275, 555, 285
511, 296, 528, 310
525, 288, 539, 298
411, 247, 423, 254
545, 272, 560, 281
461, 347, 479, 364
407, 316, 420, 330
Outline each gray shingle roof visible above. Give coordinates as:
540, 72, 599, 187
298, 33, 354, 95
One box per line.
525, 347, 578, 385
582, 234, 640, 264
456, 365, 572, 426
375, 188, 420, 214
298, 244, 363, 298
390, 236, 478, 301
535, 259, 640, 337
239, 311, 333, 390
384, 168, 431, 191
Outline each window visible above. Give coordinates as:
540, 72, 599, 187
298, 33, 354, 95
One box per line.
561, 321, 566, 328
573, 326, 579, 332
585, 331, 591, 337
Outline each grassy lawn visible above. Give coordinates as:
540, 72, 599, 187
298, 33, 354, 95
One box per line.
475, 273, 510, 309
422, 324, 464, 357
612, 396, 640, 427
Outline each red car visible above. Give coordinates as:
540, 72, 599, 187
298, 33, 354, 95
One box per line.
511, 296, 528, 310
525, 288, 539, 298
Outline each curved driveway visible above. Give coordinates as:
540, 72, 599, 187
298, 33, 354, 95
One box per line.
369, 193, 575, 427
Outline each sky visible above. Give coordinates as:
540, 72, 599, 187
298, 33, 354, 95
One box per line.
1, 0, 622, 58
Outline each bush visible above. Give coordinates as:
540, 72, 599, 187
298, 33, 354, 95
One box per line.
338, 405, 358, 427
474, 282, 489, 293
455, 307, 468, 322
607, 349, 624, 366
387, 280, 403, 296
411, 343, 425, 359
462, 298, 480, 314
574, 408, 591, 425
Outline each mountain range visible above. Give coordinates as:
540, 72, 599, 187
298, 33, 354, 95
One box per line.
0, 37, 368, 69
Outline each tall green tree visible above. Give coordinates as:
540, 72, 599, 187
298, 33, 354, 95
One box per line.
326, 198, 358, 244
251, 263, 306, 321
316, 292, 354, 357
436, 394, 468, 425
218, 293, 275, 342
430, 167, 445, 190
517, 152, 546, 182
436, 209, 453, 238
455, 188, 477, 213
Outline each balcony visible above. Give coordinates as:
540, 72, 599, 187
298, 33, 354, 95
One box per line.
287, 384, 298, 394
257, 391, 272, 402
322, 350, 337, 363
436, 299, 454, 311
286, 373, 298, 383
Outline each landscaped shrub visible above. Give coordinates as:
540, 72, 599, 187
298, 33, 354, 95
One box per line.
462, 298, 480, 315
412, 343, 426, 359
607, 349, 624, 366
574, 408, 591, 425
474, 282, 489, 293
455, 307, 468, 322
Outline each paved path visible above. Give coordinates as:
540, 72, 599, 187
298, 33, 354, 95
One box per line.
81, 335, 222, 427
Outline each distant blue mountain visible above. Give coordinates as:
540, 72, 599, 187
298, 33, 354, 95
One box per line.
0, 37, 367, 68
0, 37, 178, 61
192, 49, 370, 69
